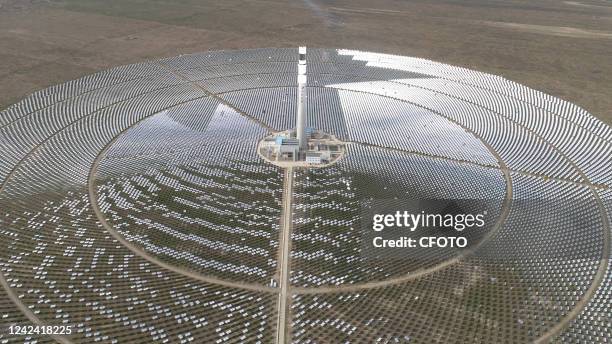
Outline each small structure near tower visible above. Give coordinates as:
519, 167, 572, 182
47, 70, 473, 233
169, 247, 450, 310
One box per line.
258, 129, 344, 168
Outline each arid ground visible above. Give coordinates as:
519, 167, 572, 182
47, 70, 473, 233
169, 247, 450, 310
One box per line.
1, 0, 611, 124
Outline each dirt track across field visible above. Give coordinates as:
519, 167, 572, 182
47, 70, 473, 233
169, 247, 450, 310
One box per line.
1, 0, 611, 124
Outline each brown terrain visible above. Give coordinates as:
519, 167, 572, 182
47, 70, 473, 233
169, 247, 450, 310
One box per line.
0, 0, 611, 124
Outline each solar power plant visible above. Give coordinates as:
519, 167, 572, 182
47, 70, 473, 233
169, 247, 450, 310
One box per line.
0, 48, 610, 343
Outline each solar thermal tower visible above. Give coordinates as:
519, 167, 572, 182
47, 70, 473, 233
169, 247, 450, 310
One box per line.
296, 46, 307, 151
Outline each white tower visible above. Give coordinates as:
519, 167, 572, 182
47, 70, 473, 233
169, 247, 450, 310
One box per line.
296, 46, 307, 151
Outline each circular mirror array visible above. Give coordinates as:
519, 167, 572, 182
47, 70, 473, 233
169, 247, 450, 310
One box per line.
0, 48, 610, 343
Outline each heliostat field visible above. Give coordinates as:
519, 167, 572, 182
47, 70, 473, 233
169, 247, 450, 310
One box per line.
0, 48, 610, 343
